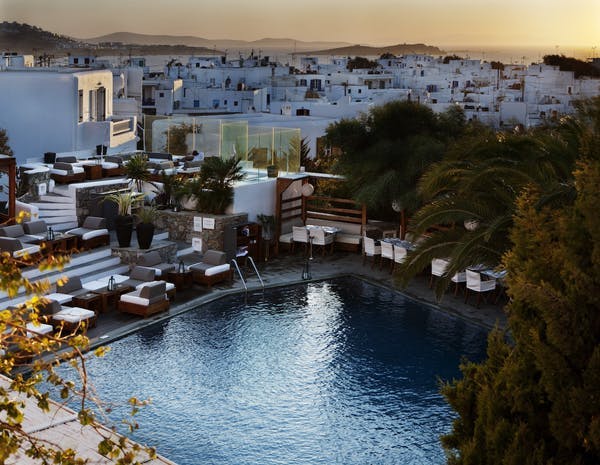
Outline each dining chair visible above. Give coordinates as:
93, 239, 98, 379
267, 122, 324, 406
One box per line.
392, 244, 407, 273
310, 228, 334, 255
380, 241, 394, 272
465, 270, 496, 308
362, 236, 381, 269
430, 258, 449, 288
292, 226, 309, 255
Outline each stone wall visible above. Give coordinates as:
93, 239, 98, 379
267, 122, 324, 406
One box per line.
75, 181, 130, 225
155, 210, 248, 253
111, 240, 178, 267
19, 167, 50, 200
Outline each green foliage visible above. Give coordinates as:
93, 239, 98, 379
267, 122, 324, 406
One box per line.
164, 123, 194, 155
104, 191, 136, 216
346, 56, 378, 71
543, 54, 600, 78
0, 212, 152, 463
326, 101, 466, 220
136, 205, 157, 224
0, 128, 14, 157
441, 159, 600, 464
443, 55, 464, 64
186, 156, 244, 214
124, 154, 150, 192
152, 173, 186, 208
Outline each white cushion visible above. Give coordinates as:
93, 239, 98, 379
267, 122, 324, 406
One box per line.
101, 161, 119, 169
26, 322, 54, 337
135, 280, 174, 292
13, 245, 40, 258
205, 263, 230, 277
82, 275, 128, 291
52, 306, 95, 323
80, 228, 109, 241
45, 293, 73, 304
120, 294, 167, 306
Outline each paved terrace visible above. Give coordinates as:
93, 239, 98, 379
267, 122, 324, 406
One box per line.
83, 249, 508, 351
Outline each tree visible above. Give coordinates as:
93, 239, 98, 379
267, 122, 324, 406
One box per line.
0, 213, 152, 464
0, 128, 14, 156
325, 101, 467, 225
543, 54, 600, 78
186, 156, 245, 214
346, 56, 378, 71
440, 157, 600, 464
397, 125, 576, 295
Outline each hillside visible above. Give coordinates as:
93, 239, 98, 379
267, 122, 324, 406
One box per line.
84, 32, 351, 52
307, 43, 444, 56
0, 21, 80, 52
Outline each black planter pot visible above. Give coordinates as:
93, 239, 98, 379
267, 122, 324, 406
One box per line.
114, 215, 134, 248
136, 222, 155, 249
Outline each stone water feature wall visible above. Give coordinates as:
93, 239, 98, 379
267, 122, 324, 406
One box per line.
155, 210, 248, 253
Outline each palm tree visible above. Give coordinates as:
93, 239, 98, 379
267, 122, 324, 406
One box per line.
397, 127, 578, 296
189, 156, 245, 214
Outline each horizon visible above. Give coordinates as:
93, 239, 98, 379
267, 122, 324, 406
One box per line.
2, 0, 598, 53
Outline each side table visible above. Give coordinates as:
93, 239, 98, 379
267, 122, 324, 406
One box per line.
71, 292, 104, 315
91, 284, 134, 313
166, 270, 193, 291
83, 164, 103, 180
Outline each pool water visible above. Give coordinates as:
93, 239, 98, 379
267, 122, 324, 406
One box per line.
71, 278, 488, 465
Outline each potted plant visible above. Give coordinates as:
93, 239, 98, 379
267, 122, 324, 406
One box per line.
104, 191, 136, 247
188, 157, 244, 214
125, 153, 150, 192
136, 206, 157, 249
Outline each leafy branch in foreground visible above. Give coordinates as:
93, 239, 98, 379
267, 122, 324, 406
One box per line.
0, 215, 153, 464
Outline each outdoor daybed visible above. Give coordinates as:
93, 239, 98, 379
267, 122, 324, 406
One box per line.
118, 281, 170, 317
66, 216, 110, 250
188, 250, 232, 287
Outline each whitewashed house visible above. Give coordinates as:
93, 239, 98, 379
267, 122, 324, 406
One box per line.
0, 68, 137, 163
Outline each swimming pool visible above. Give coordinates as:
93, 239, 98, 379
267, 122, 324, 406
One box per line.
71, 278, 488, 465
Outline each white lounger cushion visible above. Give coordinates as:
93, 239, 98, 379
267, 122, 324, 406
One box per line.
120, 293, 167, 306
190, 263, 230, 276
50, 166, 85, 176
80, 229, 109, 241
135, 280, 175, 292
52, 306, 95, 323
45, 293, 73, 305
13, 245, 41, 258
26, 322, 54, 337
101, 161, 119, 169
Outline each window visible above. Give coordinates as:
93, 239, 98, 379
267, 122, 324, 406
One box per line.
196, 63, 200, 68
224, 99, 228, 105
78, 90, 83, 122
159, 92, 164, 98
234, 101, 238, 106
358, 89, 362, 94
193, 100, 199, 108
84, 58, 90, 65
73, 58, 79, 64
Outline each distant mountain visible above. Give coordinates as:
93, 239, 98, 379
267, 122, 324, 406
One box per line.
306, 43, 444, 56
0, 21, 80, 52
84, 32, 351, 52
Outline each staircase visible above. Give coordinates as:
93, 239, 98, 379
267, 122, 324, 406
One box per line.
30, 184, 78, 231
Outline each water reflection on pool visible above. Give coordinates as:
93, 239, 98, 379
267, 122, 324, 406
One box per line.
72, 278, 488, 465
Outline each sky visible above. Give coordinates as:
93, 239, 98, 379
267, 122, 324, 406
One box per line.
2, 0, 599, 50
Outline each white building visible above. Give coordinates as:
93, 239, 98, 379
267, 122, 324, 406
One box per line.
0, 68, 137, 163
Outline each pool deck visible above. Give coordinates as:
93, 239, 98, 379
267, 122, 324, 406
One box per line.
84, 249, 508, 351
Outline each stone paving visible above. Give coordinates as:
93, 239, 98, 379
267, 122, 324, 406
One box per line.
84, 248, 508, 350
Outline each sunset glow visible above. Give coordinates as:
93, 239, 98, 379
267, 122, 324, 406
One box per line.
3, 0, 599, 50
